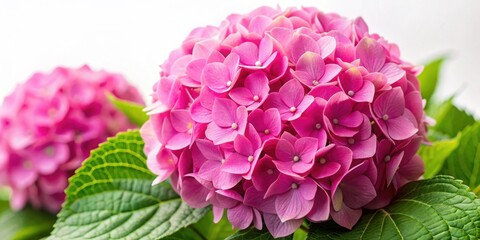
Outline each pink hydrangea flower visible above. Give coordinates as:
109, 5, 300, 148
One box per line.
0, 65, 143, 213
142, 6, 428, 238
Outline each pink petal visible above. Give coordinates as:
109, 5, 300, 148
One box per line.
195, 139, 223, 161
373, 87, 405, 118
307, 187, 330, 222
386, 151, 404, 186
229, 87, 254, 106
350, 135, 377, 159
275, 139, 295, 162
228, 204, 254, 230
212, 98, 237, 127
318, 36, 336, 59
330, 203, 362, 230
264, 213, 303, 238
202, 62, 232, 93
233, 41, 258, 66
275, 188, 314, 222
223, 153, 250, 175
386, 116, 418, 141
356, 37, 386, 72
279, 79, 305, 107
341, 175, 377, 208
290, 34, 320, 63
318, 64, 342, 83
296, 52, 326, 82
380, 63, 405, 84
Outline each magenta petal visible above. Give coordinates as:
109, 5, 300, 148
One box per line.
279, 79, 305, 107
214, 170, 242, 190
373, 87, 405, 118
296, 52, 326, 81
165, 133, 191, 150
356, 37, 386, 72
234, 42, 258, 66
350, 135, 377, 159
380, 63, 405, 84
275, 188, 314, 222
311, 162, 341, 179
318, 64, 341, 83
228, 204, 254, 230
307, 187, 330, 222
264, 213, 303, 238
386, 151, 404, 186
223, 153, 250, 174
341, 175, 377, 208
318, 36, 336, 59
386, 116, 418, 141
290, 34, 320, 63
195, 139, 223, 161
229, 87, 254, 106
330, 203, 362, 230
191, 100, 212, 123
275, 139, 295, 162
212, 98, 237, 127
181, 177, 210, 208
202, 62, 231, 93
352, 80, 375, 103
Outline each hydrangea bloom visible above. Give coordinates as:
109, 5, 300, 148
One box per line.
0, 66, 143, 213
142, 6, 429, 237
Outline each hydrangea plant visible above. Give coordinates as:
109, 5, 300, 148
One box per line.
140, 6, 429, 237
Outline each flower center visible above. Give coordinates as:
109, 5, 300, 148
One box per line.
264, 129, 270, 135
255, 60, 262, 67
267, 169, 274, 175
347, 90, 355, 97
293, 155, 300, 162
226, 80, 232, 87
289, 106, 297, 112
247, 155, 254, 162
384, 155, 391, 162
253, 95, 260, 101
291, 183, 298, 189
23, 160, 33, 169
44, 146, 55, 157
315, 123, 322, 129
312, 80, 319, 86
332, 118, 339, 124
348, 138, 355, 145
221, 159, 226, 164
319, 158, 326, 164
382, 114, 389, 121
231, 123, 238, 129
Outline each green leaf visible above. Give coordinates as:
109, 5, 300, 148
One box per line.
107, 93, 148, 127
441, 122, 480, 194
430, 98, 476, 138
418, 57, 445, 104
226, 228, 293, 240
307, 176, 480, 240
419, 136, 460, 178
0, 200, 56, 240
50, 130, 208, 240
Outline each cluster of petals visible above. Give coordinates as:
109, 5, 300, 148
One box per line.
0, 66, 143, 213
141, 6, 429, 238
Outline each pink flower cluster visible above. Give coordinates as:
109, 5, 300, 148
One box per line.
141, 6, 428, 237
0, 66, 143, 213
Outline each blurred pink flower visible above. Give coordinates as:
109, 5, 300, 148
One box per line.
0, 65, 143, 213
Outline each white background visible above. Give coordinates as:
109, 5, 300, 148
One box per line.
1, 1, 479, 115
